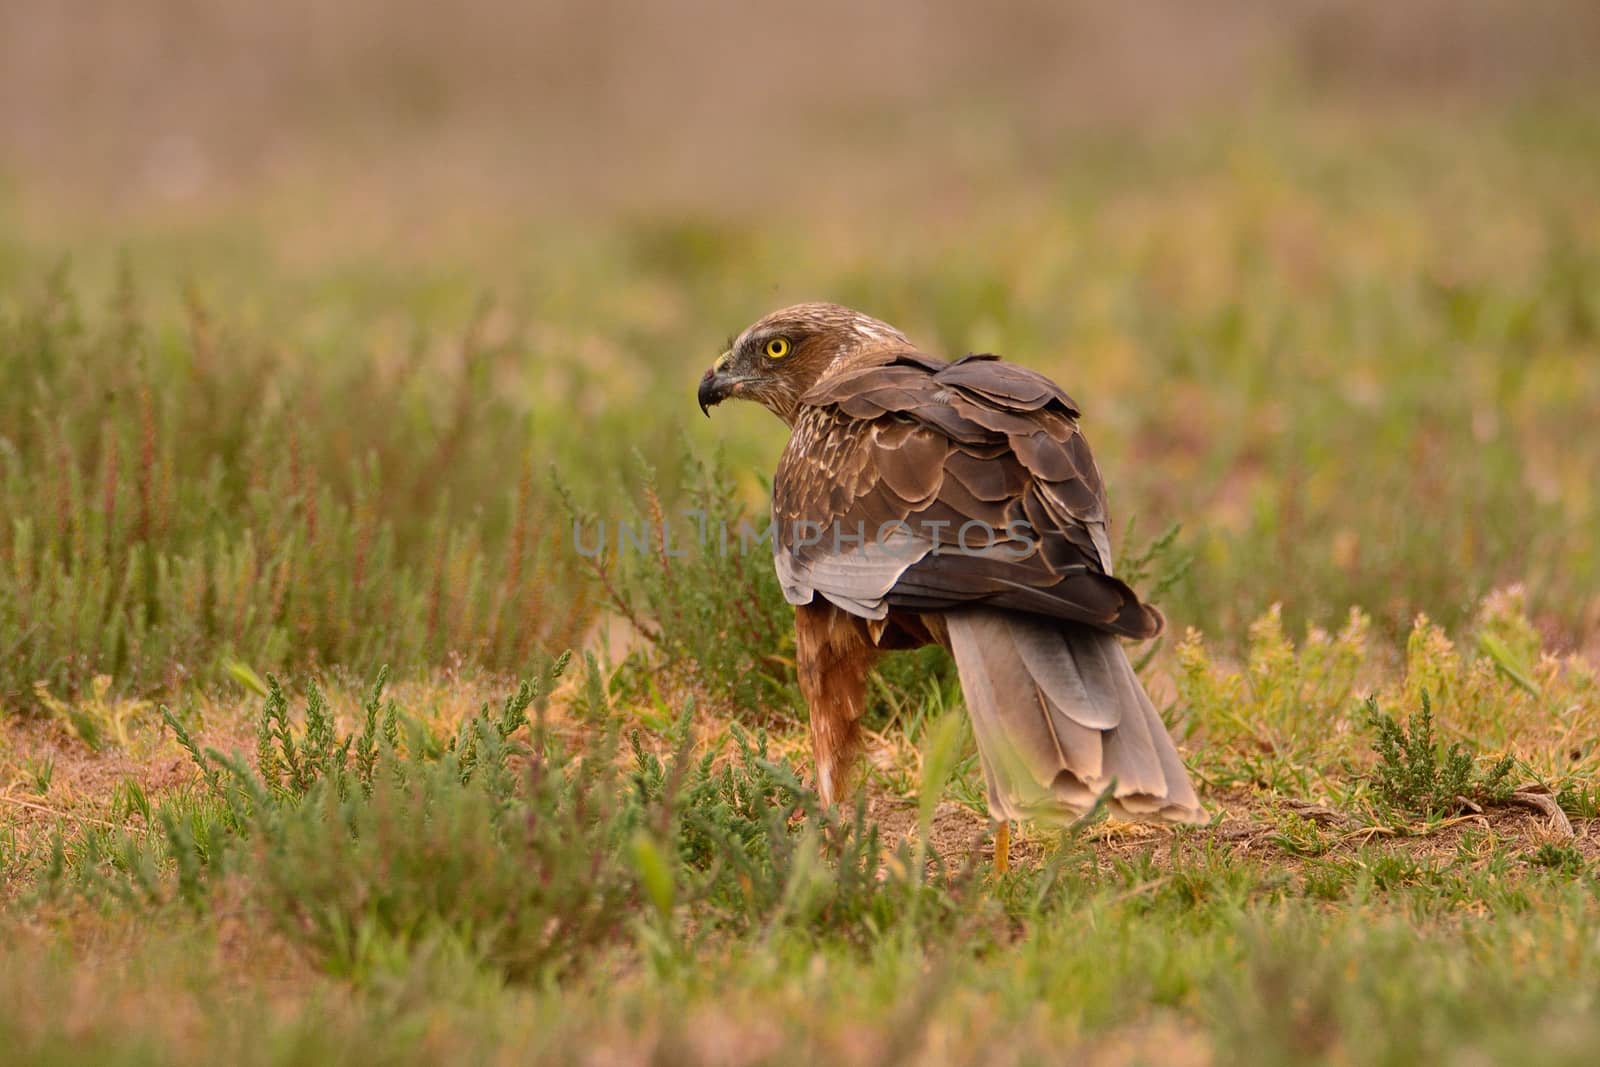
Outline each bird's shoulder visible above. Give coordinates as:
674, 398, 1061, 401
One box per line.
799, 348, 1082, 427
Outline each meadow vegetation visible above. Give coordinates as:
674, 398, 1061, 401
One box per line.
2, 97, 1599, 1065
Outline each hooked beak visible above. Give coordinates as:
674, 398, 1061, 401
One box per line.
697, 352, 737, 416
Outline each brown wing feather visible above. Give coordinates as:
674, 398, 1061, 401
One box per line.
775, 351, 1162, 638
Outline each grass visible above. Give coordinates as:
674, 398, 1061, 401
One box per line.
1, 97, 1599, 1064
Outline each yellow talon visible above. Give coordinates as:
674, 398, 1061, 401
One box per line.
993, 821, 1010, 876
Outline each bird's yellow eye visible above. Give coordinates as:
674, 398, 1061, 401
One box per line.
764, 337, 791, 359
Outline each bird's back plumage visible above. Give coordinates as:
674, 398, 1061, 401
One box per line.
773, 351, 1161, 635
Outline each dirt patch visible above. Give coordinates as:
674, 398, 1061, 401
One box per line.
857, 777, 1595, 877
0, 714, 196, 846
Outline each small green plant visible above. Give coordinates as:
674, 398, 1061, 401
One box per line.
111, 777, 152, 824
628, 709, 964, 941
1554, 779, 1600, 819
1268, 810, 1332, 857
1365, 690, 1515, 820
559, 449, 798, 719
254, 675, 352, 797
1526, 841, 1586, 876
1115, 520, 1193, 672
25, 755, 54, 795
31, 675, 154, 751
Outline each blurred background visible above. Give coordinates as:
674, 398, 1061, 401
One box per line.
4, 0, 1599, 218
1, 1, 1598, 704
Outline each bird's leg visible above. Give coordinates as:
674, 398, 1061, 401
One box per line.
794, 603, 876, 808
808, 708, 854, 807
993, 820, 1010, 876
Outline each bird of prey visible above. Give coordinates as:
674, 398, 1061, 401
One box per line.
697, 303, 1203, 865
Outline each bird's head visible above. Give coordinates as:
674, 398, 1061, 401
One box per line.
697, 302, 910, 424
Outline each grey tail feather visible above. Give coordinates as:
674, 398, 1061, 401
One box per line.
942, 608, 1205, 825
